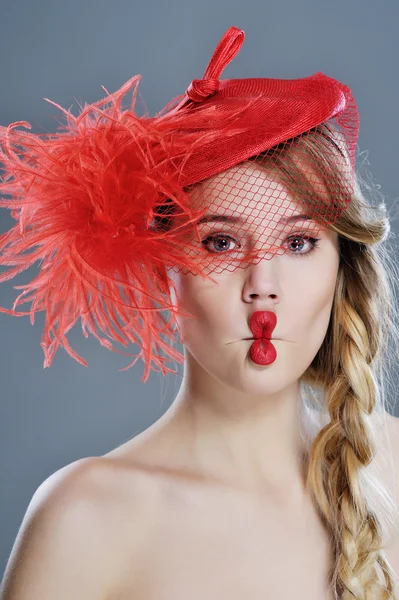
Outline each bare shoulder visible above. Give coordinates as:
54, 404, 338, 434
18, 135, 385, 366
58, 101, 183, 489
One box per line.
386, 411, 399, 490
383, 410, 399, 432
0, 457, 153, 600
382, 411, 399, 468
373, 411, 399, 495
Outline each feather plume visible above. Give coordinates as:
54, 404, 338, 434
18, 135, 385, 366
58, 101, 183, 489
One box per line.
0, 75, 215, 382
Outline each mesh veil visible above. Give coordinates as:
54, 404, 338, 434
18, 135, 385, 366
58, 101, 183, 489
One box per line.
0, 26, 360, 381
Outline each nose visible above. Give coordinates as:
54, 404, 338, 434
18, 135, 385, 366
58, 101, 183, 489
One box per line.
242, 260, 281, 306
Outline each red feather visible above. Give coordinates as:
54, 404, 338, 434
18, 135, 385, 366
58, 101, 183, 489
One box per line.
0, 75, 214, 382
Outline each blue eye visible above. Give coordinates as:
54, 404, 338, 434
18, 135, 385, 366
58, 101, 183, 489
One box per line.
201, 232, 321, 258
201, 234, 239, 253
285, 234, 321, 258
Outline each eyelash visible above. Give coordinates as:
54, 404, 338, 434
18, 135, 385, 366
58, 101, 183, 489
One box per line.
201, 232, 321, 259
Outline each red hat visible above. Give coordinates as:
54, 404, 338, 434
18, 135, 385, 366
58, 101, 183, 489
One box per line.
159, 26, 358, 187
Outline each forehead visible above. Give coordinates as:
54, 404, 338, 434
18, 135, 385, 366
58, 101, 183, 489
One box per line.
188, 161, 304, 223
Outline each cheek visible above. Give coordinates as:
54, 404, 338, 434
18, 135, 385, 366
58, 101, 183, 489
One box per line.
170, 274, 242, 361
288, 262, 338, 351
168, 273, 220, 342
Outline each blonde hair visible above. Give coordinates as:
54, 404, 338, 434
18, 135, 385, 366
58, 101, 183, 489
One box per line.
248, 124, 399, 599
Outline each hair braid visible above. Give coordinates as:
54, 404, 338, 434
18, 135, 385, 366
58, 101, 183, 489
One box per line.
306, 236, 399, 599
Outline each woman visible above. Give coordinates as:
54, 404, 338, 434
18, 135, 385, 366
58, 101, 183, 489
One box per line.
1, 26, 399, 600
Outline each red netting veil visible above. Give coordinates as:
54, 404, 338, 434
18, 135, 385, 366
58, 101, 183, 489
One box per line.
0, 25, 360, 382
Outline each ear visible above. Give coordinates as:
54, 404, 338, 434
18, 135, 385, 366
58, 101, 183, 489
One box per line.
152, 265, 179, 308
168, 282, 178, 306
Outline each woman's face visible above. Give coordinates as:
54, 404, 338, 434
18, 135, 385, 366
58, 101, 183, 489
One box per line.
167, 161, 340, 397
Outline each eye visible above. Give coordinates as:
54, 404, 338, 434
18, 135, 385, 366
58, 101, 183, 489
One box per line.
201, 232, 321, 257
201, 233, 239, 253
286, 234, 321, 258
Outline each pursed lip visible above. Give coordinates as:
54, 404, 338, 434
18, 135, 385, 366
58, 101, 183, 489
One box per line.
244, 337, 275, 340
249, 311, 277, 339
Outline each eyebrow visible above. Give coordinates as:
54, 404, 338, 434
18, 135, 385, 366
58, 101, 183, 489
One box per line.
197, 213, 312, 225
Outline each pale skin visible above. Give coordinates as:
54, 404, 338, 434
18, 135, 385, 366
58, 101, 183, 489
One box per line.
2, 162, 399, 599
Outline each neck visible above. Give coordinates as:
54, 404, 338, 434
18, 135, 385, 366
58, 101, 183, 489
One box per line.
158, 359, 311, 503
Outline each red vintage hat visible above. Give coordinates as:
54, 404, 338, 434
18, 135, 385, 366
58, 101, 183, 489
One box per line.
158, 26, 358, 187
0, 25, 359, 381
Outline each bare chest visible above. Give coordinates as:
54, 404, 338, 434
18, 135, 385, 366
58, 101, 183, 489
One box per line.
112, 482, 335, 600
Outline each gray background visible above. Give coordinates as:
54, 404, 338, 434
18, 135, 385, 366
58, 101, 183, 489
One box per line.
1, 0, 398, 580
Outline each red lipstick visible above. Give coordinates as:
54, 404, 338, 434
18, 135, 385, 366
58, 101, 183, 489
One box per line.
248, 311, 277, 366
